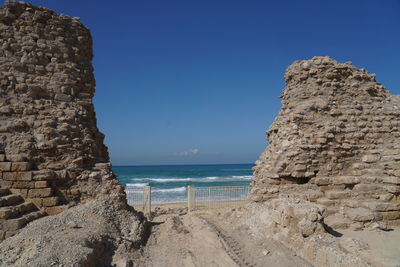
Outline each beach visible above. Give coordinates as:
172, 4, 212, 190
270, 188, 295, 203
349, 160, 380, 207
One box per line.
114, 164, 253, 204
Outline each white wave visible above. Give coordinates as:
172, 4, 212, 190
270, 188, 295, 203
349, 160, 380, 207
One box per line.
129, 177, 200, 182
128, 175, 253, 183
204, 176, 219, 180
221, 169, 249, 171
231, 175, 253, 180
152, 187, 187, 193
126, 183, 148, 187
149, 178, 194, 182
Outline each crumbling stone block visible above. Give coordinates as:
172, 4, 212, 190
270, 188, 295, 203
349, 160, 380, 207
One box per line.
4, 217, 26, 231
11, 162, 31, 171
2, 172, 32, 181
42, 197, 59, 207
34, 181, 49, 188
27, 188, 53, 198
0, 163, 11, 171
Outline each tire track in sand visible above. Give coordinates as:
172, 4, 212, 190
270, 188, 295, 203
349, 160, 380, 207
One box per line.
198, 216, 256, 267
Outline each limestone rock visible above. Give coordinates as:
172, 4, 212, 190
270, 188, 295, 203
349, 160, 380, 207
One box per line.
0, 201, 148, 266
251, 56, 400, 228
0, 1, 130, 240
245, 198, 326, 238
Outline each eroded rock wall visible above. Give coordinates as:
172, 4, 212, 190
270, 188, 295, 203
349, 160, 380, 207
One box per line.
0, 1, 126, 214
251, 56, 400, 228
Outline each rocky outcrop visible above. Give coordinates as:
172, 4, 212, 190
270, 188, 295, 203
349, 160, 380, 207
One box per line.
251, 56, 400, 229
240, 202, 370, 266
246, 198, 327, 238
0, 1, 127, 240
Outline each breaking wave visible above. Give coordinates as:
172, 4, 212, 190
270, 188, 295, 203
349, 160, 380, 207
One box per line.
128, 175, 252, 183
152, 187, 186, 193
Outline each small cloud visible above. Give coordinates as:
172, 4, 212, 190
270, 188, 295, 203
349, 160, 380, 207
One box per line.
175, 148, 199, 157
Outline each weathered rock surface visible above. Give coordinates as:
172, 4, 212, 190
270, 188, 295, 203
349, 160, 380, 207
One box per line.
239, 201, 400, 267
247, 198, 326, 238
0, 200, 148, 267
0, 1, 129, 239
251, 56, 400, 229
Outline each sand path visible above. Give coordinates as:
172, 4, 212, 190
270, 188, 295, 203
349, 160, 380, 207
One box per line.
136, 207, 311, 267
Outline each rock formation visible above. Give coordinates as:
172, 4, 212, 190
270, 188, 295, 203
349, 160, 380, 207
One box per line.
0, 1, 127, 240
251, 56, 400, 229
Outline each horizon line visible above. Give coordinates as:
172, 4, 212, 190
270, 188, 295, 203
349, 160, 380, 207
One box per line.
112, 163, 255, 167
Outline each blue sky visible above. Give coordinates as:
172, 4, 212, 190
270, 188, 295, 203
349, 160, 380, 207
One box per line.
11, 0, 400, 165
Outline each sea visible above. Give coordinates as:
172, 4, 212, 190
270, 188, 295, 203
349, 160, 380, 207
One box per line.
113, 164, 254, 204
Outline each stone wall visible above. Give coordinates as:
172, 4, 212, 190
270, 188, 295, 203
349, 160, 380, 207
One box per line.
251, 56, 400, 229
0, 1, 126, 215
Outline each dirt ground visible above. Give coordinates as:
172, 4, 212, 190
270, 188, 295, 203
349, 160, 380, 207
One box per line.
135, 204, 311, 267
134, 203, 400, 267
338, 228, 400, 267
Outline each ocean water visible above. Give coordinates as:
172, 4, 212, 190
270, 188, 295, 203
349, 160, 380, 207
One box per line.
113, 164, 254, 204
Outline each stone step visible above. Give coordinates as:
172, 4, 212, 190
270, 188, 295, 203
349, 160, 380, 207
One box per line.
0, 194, 24, 207
0, 188, 11, 197
1, 209, 46, 231
26, 187, 53, 198
27, 196, 59, 208
0, 202, 36, 220
23, 209, 46, 223
1, 216, 27, 231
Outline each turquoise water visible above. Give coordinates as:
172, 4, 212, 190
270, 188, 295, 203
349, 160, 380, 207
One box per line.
113, 164, 254, 203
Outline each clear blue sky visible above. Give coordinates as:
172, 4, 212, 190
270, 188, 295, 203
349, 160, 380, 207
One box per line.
10, 0, 400, 165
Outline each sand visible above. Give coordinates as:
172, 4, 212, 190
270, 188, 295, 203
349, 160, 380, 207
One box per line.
339, 228, 400, 267
134, 203, 400, 267
135, 203, 311, 267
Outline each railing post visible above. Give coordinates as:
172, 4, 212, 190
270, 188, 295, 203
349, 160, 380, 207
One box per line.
188, 185, 194, 213
208, 186, 211, 210
148, 186, 151, 216
144, 185, 151, 217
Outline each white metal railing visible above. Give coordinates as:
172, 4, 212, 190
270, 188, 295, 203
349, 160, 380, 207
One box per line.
187, 185, 250, 212
125, 185, 151, 215
125, 184, 250, 215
